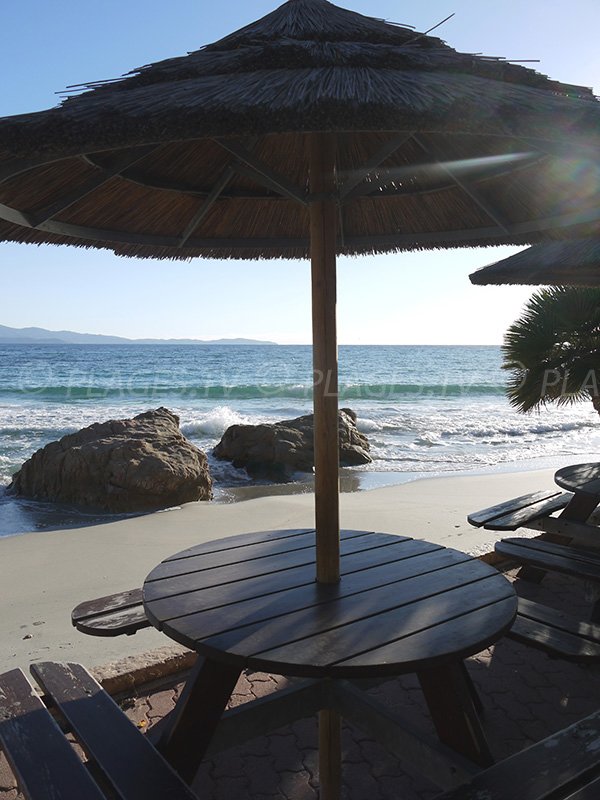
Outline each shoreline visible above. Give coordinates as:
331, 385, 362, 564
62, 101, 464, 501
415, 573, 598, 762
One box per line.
218, 452, 597, 504
0, 464, 565, 674
2, 451, 596, 539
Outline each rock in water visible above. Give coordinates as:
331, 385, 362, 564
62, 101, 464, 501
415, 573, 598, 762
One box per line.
213, 408, 371, 481
9, 407, 212, 512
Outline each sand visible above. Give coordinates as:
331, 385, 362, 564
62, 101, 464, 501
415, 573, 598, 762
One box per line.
0, 468, 556, 674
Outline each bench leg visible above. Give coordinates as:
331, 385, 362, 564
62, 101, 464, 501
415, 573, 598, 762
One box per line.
417, 662, 494, 768
151, 656, 241, 783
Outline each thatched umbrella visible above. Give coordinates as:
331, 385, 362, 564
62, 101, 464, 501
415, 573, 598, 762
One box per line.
470, 238, 600, 286
1, 0, 600, 585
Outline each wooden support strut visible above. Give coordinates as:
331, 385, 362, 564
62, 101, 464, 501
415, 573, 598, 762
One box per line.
309, 133, 340, 585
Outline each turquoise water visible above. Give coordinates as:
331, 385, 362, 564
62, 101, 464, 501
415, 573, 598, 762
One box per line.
1, 343, 599, 535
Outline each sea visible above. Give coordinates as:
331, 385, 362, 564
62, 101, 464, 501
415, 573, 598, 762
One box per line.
1, 343, 599, 537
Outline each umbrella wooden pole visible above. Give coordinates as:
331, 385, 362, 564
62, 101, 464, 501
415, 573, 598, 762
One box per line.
309, 132, 340, 585
310, 133, 342, 800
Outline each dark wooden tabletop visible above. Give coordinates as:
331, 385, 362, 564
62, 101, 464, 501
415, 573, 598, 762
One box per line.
143, 529, 517, 679
555, 463, 600, 498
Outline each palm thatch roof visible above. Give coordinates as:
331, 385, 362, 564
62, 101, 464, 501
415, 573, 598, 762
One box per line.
470, 238, 600, 286
0, 0, 599, 260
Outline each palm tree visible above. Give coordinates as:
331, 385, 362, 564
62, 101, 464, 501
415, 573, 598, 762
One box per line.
502, 287, 600, 415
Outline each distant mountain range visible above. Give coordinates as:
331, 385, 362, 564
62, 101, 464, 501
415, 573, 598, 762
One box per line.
0, 324, 277, 346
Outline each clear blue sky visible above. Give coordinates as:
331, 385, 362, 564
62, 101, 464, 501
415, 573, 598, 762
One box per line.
1, 1, 598, 344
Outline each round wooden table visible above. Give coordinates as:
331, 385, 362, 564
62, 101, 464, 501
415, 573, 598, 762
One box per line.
554, 463, 600, 522
555, 462, 600, 497
143, 529, 517, 793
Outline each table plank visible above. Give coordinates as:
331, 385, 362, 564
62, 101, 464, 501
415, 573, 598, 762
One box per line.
337, 596, 516, 672
249, 578, 515, 676
148, 547, 470, 633
571, 478, 600, 498
165, 554, 481, 645
163, 528, 409, 563
555, 463, 600, 495
146, 539, 446, 617
163, 528, 316, 562
144, 533, 418, 603
149, 530, 373, 582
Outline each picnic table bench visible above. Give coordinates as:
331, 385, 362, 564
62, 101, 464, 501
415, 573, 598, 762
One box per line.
466, 489, 574, 533
72, 587, 149, 637
468, 465, 600, 654
0, 661, 197, 800
435, 707, 600, 800
468, 463, 600, 549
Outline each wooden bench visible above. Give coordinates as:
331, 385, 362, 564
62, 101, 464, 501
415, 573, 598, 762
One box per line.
467, 490, 573, 531
0, 661, 198, 800
510, 597, 600, 661
469, 498, 600, 659
435, 707, 600, 799
496, 537, 600, 580
3, 665, 599, 800
496, 536, 600, 624
71, 588, 150, 636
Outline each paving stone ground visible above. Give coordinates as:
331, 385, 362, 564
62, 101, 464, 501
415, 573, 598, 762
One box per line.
2, 567, 599, 799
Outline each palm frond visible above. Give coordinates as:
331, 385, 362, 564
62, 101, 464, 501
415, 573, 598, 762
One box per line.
502, 287, 600, 414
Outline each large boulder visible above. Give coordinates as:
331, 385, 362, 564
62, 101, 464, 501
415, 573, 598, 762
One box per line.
214, 408, 371, 481
9, 407, 212, 512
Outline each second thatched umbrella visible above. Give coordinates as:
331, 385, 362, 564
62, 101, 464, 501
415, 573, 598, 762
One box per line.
470, 238, 600, 286
1, 0, 600, 582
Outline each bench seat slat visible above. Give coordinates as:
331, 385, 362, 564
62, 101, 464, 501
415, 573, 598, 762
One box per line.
517, 598, 600, 642
500, 537, 600, 562
495, 539, 600, 582
566, 773, 600, 799
509, 615, 600, 661
435, 708, 600, 799
0, 669, 105, 800
483, 494, 573, 531
72, 588, 143, 623
74, 606, 150, 637
31, 662, 197, 800
467, 491, 566, 528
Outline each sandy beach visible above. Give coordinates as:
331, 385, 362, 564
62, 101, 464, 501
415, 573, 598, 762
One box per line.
0, 467, 557, 675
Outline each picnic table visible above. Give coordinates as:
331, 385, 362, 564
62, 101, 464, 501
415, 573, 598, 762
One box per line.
141, 528, 517, 797
554, 462, 600, 526
468, 462, 600, 547
468, 462, 600, 639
